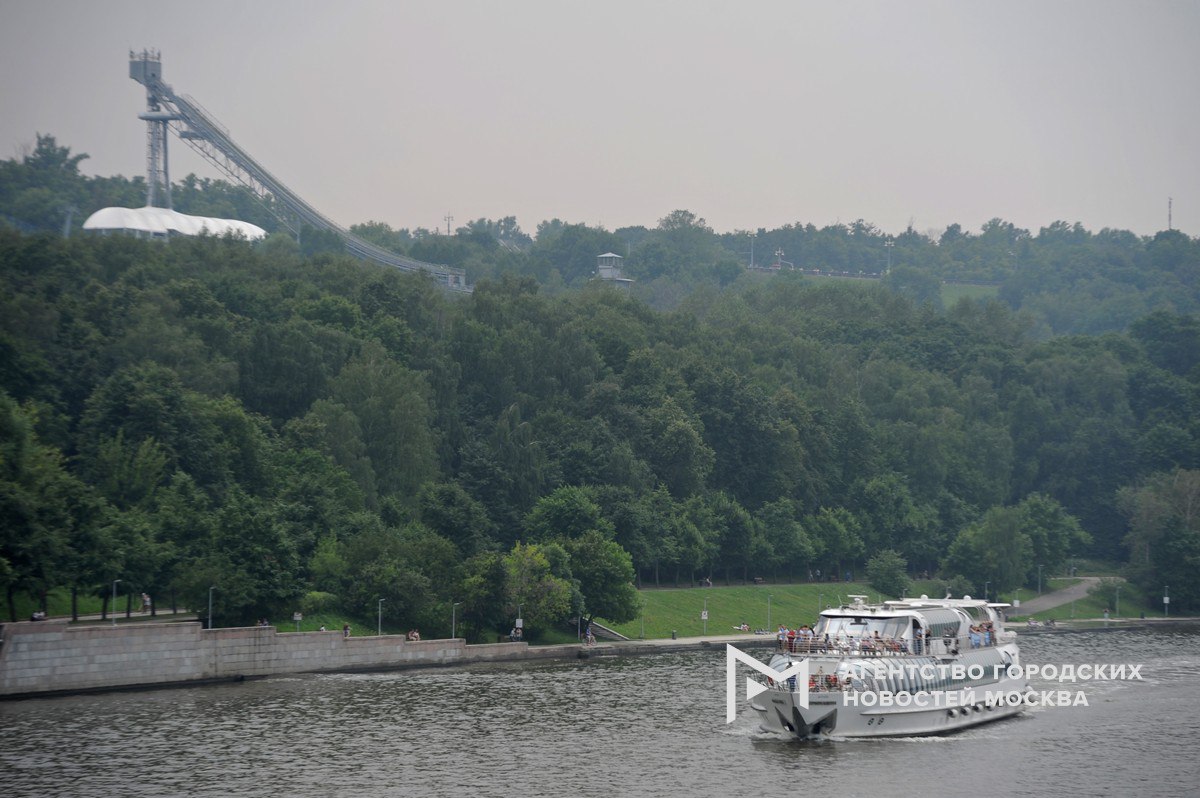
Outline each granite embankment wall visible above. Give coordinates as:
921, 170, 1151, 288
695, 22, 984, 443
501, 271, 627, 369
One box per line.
0, 621, 547, 698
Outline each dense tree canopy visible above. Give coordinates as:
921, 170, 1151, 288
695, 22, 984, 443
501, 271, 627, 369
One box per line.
3, 137, 1200, 630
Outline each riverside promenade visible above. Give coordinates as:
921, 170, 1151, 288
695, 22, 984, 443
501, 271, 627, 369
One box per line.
0, 618, 765, 700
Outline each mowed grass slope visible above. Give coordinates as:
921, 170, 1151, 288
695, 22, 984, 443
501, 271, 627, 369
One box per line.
602, 581, 946, 639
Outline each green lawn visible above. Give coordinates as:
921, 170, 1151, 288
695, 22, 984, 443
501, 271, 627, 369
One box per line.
600, 577, 1147, 639
600, 580, 947, 640
1009, 580, 1163, 623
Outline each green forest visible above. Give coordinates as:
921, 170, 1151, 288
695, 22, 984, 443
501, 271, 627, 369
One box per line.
2, 135, 1199, 636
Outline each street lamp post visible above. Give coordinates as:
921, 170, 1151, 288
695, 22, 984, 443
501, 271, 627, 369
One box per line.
1038, 565, 1044, 596
513, 602, 528, 639
767, 594, 772, 630
984, 582, 990, 602
703, 598, 708, 635
207, 585, 216, 630
1115, 584, 1120, 618
377, 598, 385, 636
111, 579, 121, 626
451, 602, 461, 640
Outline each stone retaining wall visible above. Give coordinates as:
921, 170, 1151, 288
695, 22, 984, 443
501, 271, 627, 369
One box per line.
0, 621, 504, 697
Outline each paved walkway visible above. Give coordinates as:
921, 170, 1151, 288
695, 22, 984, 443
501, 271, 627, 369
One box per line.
1007, 576, 1103, 617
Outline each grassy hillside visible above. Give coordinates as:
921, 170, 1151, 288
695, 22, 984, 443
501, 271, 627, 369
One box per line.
601, 580, 948, 639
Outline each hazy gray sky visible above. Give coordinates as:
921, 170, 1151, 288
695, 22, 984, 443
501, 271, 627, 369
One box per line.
2, 1, 1196, 237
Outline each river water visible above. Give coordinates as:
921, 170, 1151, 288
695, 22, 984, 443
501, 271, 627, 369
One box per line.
2, 627, 1198, 797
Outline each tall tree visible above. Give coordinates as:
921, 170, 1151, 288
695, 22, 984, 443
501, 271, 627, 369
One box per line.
562, 530, 640, 626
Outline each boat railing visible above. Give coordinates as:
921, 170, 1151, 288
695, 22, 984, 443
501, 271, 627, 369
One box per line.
765, 672, 847, 694
777, 633, 998, 658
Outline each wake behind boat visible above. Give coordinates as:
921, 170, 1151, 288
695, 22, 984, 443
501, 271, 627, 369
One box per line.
751, 594, 1029, 738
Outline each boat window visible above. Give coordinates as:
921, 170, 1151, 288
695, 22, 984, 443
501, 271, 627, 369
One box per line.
815, 616, 909, 639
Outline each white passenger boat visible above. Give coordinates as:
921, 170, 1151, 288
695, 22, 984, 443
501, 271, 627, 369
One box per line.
751, 594, 1029, 738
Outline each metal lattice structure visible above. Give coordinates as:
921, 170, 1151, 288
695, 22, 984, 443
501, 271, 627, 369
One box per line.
130, 50, 470, 291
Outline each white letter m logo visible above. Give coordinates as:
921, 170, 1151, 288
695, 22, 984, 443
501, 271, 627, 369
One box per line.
726, 644, 809, 723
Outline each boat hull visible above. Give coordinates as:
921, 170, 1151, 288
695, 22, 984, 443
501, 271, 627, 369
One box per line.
752, 678, 1029, 738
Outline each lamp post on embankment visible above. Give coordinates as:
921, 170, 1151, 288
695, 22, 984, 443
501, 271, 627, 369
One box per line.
111, 580, 121, 626
452, 602, 461, 639
377, 598, 385, 636
207, 586, 216, 630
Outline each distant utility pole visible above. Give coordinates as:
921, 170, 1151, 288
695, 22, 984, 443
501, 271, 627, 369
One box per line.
444, 213, 454, 236
1168, 197, 1173, 231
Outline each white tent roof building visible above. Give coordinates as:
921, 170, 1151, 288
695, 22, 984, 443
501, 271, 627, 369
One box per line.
83, 206, 266, 240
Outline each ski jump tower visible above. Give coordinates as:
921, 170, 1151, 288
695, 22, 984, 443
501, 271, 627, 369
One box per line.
128, 50, 469, 291
130, 51, 175, 209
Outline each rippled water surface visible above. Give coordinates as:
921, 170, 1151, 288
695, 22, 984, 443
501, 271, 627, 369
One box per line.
3, 628, 1199, 797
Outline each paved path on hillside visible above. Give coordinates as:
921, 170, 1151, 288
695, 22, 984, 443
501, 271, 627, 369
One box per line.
1007, 577, 1104, 617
